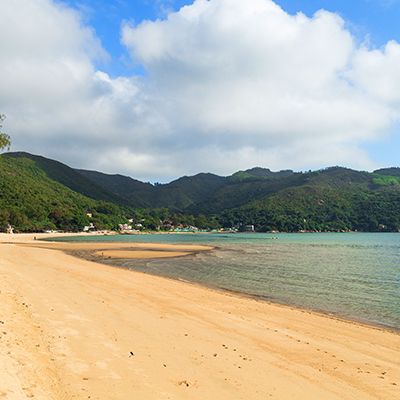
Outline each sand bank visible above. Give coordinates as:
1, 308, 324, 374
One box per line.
0, 233, 399, 399
93, 249, 190, 259
3, 232, 213, 261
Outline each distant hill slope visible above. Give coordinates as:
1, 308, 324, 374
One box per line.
76, 169, 154, 208
154, 173, 228, 210
220, 167, 400, 232
230, 167, 294, 182
2, 152, 400, 232
0, 153, 130, 232
76, 165, 308, 212
374, 167, 400, 177
6, 152, 124, 204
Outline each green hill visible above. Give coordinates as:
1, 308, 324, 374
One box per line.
1, 152, 400, 232
74, 168, 229, 210
230, 167, 294, 182
0, 154, 130, 232
374, 167, 400, 177
220, 167, 400, 232
74, 165, 304, 212
76, 169, 154, 207
6, 152, 124, 204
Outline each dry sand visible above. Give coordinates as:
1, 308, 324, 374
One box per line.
0, 233, 399, 399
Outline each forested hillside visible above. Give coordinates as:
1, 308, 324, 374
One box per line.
219, 168, 400, 232
0, 154, 130, 232
1, 152, 400, 232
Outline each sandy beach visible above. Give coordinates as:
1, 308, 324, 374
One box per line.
0, 234, 399, 399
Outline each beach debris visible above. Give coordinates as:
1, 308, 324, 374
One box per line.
163, 364, 167, 368
213, 353, 218, 357
129, 351, 135, 357
178, 380, 190, 387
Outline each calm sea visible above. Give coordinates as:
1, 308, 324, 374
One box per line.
52, 233, 400, 330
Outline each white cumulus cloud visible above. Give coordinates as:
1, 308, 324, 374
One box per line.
1, 0, 400, 180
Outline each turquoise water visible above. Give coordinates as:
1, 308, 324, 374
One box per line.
53, 233, 400, 330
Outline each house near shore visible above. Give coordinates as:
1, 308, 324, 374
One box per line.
6, 224, 14, 234
83, 223, 96, 232
118, 223, 133, 232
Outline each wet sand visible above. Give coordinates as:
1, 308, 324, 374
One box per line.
0, 233, 399, 399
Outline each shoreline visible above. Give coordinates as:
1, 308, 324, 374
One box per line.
8, 232, 400, 333
1, 233, 399, 399
55, 235, 400, 334
93, 253, 400, 335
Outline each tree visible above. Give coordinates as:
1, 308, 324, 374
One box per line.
0, 114, 11, 151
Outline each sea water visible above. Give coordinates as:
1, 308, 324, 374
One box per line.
52, 233, 400, 330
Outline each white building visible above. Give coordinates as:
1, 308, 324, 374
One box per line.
118, 224, 133, 231
83, 223, 95, 232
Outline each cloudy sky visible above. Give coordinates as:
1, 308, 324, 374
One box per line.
1, 0, 400, 181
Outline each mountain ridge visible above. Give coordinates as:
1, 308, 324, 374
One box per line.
1, 152, 400, 232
